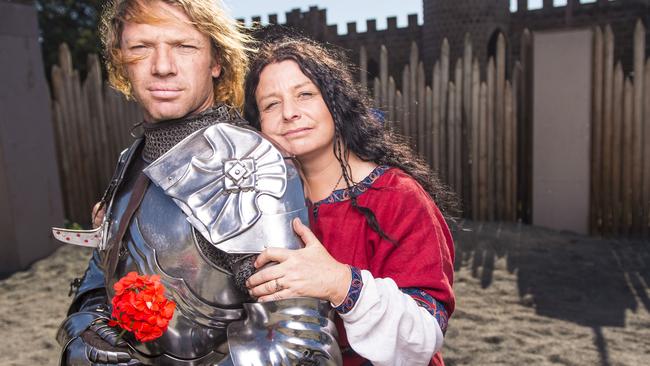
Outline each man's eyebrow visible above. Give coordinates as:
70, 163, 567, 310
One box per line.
123, 36, 201, 45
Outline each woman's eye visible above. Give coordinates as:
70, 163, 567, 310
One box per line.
264, 101, 279, 111
298, 92, 313, 99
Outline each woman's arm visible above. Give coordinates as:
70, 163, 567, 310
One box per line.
246, 219, 449, 365
335, 267, 446, 366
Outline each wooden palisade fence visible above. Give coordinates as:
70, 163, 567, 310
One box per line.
360, 21, 648, 238
50, 21, 648, 238
361, 32, 526, 223
51, 44, 141, 225
591, 20, 649, 238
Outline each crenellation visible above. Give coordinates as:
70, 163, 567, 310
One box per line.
285, 8, 301, 24
408, 14, 418, 28
347, 22, 357, 34
367, 19, 377, 32
387, 16, 398, 30
517, 0, 527, 12
268, 14, 278, 24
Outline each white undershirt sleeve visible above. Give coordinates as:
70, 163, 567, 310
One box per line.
337, 269, 444, 366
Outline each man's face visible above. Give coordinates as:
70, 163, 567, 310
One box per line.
120, 1, 221, 122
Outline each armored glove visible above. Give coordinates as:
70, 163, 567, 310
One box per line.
58, 312, 141, 366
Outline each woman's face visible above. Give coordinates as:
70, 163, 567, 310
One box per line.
255, 60, 335, 161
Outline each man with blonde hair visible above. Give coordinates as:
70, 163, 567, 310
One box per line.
55, 1, 340, 364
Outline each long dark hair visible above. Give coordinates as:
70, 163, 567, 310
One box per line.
244, 34, 459, 240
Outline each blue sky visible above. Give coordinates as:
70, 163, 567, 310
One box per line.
223, 1, 598, 35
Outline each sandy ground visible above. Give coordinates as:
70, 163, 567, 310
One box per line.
0, 221, 648, 365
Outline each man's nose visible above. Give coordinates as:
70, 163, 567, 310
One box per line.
282, 98, 301, 122
151, 47, 176, 76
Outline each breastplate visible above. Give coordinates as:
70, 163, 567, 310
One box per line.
105, 157, 246, 364
102, 123, 309, 365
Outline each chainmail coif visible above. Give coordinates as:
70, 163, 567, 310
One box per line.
142, 104, 256, 294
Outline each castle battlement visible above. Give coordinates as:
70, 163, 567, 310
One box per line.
242, 1, 647, 85
239, 6, 420, 37
514, 0, 642, 13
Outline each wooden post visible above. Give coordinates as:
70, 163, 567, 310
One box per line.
388, 77, 396, 130
395, 90, 403, 136
380, 45, 389, 108
410, 43, 419, 145
511, 63, 520, 222
360, 46, 368, 92
479, 82, 488, 220
454, 60, 463, 196
495, 33, 506, 220
373, 77, 381, 109
432, 62, 441, 171
602, 26, 615, 234
632, 20, 645, 234
417, 62, 426, 157
471, 59, 480, 219
591, 26, 604, 235
425, 86, 433, 165
462, 34, 473, 215
504, 82, 514, 221
487, 57, 496, 221
644, 59, 650, 238
447, 82, 456, 190
520, 29, 533, 223
623, 78, 634, 235
440, 39, 450, 144
612, 62, 624, 234
402, 65, 411, 139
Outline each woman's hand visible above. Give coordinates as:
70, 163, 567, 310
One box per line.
246, 218, 351, 305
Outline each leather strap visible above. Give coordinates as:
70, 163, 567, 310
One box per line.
103, 172, 150, 280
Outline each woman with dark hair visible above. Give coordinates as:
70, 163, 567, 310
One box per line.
244, 36, 457, 366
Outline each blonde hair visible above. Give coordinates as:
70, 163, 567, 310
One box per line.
100, 0, 254, 109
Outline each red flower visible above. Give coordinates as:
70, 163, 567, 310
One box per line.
108, 272, 176, 342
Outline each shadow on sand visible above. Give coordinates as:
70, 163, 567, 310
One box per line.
452, 221, 650, 366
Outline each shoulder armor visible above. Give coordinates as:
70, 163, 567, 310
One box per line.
144, 123, 307, 253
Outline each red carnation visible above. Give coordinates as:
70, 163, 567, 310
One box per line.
108, 272, 176, 342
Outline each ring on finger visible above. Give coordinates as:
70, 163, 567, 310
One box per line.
275, 278, 282, 292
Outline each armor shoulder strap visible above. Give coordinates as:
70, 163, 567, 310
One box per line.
99, 138, 144, 209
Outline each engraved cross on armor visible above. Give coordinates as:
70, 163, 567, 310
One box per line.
224, 158, 256, 191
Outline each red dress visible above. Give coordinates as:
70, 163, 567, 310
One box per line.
308, 166, 455, 366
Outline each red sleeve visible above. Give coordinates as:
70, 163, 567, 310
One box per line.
361, 169, 456, 315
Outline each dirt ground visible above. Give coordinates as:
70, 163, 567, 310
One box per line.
0, 221, 648, 365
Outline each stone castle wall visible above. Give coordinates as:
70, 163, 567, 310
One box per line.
246, 0, 648, 83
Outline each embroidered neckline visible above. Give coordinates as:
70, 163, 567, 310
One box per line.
311, 165, 389, 218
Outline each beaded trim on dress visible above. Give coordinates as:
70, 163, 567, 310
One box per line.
311, 165, 390, 218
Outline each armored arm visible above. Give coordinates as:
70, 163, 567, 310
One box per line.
224, 298, 342, 366
57, 251, 140, 366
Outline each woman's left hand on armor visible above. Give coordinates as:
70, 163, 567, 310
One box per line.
246, 218, 351, 305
